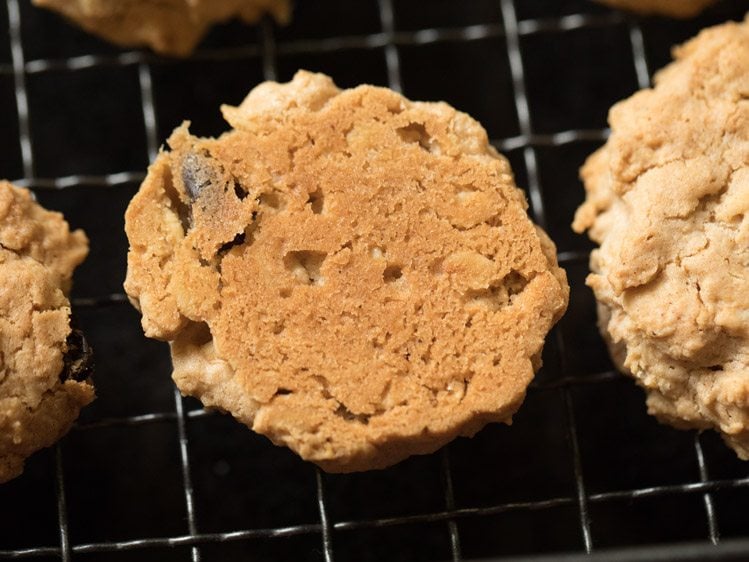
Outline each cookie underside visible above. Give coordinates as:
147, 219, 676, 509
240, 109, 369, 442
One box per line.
125, 71, 569, 471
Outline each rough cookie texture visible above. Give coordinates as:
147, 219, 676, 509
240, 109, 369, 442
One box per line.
0, 181, 93, 483
573, 18, 749, 458
594, 0, 717, 17
32, 0, 291, 57
125, 71, 569, 472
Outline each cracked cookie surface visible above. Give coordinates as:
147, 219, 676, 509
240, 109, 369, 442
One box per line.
593, 0, 717, 17
125, 71, 569, 472
573, 17, 749, 458
0, 181, 93, 483
32, 0, 290, 56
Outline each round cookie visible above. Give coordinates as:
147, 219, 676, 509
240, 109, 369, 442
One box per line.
32, 0, 291, 57
0, 181, 93, 483
573, 18, 749, 458
593, 0, 718, 17
125, 71, 569, 472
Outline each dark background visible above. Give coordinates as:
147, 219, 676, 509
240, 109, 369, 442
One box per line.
0, 0, 748, 560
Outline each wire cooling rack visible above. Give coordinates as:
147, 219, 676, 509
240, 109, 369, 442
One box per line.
1, 0, 748, 560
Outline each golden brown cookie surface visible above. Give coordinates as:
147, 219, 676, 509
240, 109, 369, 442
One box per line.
574, 17, 749, 458
125, 71, 569, 472
0, 181, 93, 483
593, 0, 717, 17
32, 0, 290, 56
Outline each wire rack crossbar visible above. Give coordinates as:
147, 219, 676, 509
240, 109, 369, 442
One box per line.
53, 445, 71, 562
68, 244, 588, 310
7, 0, 32, 178
625, 19, 725, 548
137, 35, 204, 560
0, 12, 629, 79
500, 0, 594, 553
67, 369, 623, 435
441, 449, 463, 562
3, 473, 749, 558
694, 435, 720, 545
10, 126, 610, 191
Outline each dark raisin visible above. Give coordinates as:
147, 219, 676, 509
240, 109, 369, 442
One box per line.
181, 152, 213, 200
60, 329, 94, 383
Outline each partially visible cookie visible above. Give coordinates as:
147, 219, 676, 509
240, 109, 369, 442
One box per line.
573, 18, 749, 457
124, 71, 569, 472
593, 0, 718, 17
32, 0, 291, 57
0, 181, 93, 483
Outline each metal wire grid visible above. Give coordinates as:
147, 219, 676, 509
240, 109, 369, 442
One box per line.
0, 0, 748, 560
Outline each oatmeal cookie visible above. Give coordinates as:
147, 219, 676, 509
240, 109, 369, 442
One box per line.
573, 17, 749, 457
32, 0, 291, 57
593, 0, 718, 17
0, 181, 93, 483
125, 71, 569, 472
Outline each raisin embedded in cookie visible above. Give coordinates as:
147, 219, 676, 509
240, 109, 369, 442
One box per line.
125, 71, 569, 472
0, 181, 93, 483
32, 0, 291, 57
573, 17, 749, 458
593, 0, 717, 17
